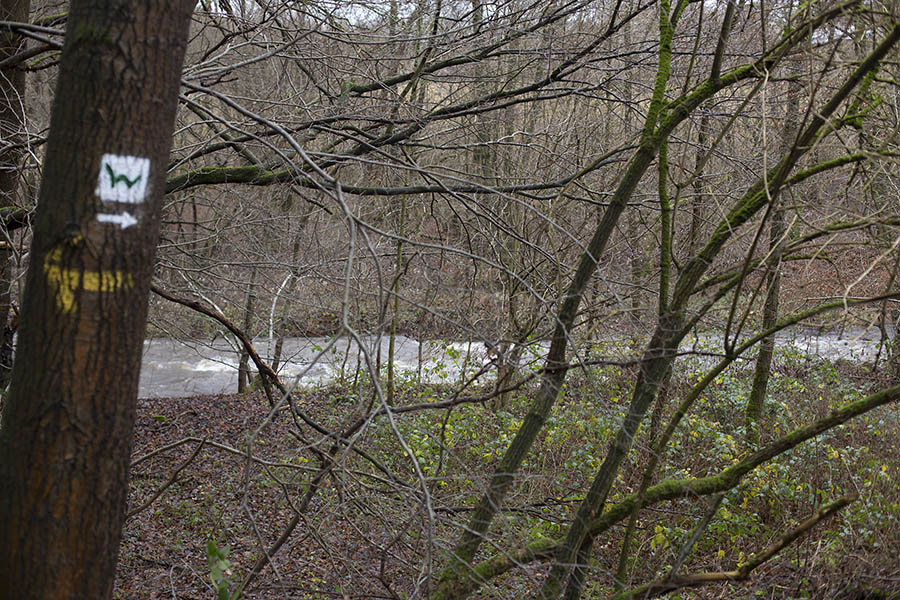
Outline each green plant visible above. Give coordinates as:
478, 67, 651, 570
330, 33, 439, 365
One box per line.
206, 540, 232, 600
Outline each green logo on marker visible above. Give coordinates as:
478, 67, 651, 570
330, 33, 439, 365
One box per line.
105, 163, 142, 189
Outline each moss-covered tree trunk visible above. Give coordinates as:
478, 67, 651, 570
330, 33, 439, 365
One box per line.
0, 2, 194, 598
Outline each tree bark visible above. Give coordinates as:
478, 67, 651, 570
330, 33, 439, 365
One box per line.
0, 2, 194, 598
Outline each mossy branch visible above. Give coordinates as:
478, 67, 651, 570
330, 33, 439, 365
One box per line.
438, 10, 898, 595
431, 382, 900, 599
590, 382, 899, 534
672, 17, 900, 310
165, 165, 301, 193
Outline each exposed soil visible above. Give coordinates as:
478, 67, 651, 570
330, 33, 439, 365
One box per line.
118, 391, 427, 600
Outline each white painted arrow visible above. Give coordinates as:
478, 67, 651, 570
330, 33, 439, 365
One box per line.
97, 211, 138, 229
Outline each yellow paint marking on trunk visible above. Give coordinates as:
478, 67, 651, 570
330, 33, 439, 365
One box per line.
43, 247, 134, 313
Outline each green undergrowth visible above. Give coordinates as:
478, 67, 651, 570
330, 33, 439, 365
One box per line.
347, 340, 900, 597
122, 339, 900, 599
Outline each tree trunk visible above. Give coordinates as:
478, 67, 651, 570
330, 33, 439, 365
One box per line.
745, 73, 800, 444
238, 264, 258, 392
0, 2, 194, 598
690, 109, 710, 256
387, 195, 406, 405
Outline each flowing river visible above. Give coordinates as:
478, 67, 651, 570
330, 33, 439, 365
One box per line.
138, 328, 892, 398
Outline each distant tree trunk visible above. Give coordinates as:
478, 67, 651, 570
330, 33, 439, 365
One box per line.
238, 264, 258, 392
744, 208, 784, 441
0, 0, 30, 391
745, 73, 800, 444
690, 108, 710, 256
0, 2, 194, 599
387, 195, 406, 405
272, 226, 304, 372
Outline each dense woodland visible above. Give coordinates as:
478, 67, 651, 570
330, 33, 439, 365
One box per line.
1, 0, 900, 598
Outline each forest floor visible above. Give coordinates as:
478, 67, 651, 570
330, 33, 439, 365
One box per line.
115, 353, 900, 600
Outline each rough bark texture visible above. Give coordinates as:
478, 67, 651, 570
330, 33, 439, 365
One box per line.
0, 2, 194, 599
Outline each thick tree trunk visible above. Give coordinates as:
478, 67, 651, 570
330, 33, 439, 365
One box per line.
0, 2, 194, 599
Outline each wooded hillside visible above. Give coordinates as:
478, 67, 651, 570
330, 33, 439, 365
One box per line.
1, 1, 900, 598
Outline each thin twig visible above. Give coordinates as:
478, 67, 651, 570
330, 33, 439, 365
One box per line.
126, 438, 207, 520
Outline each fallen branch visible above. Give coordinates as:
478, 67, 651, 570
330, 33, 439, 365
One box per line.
611, 495, 856, 600
151, 284, 285, 406
130, 435, 314, 472
126, 437, 207, 520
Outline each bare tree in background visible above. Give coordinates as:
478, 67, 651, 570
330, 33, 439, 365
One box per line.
1, 1, 900, 599
0, 0, 29, 389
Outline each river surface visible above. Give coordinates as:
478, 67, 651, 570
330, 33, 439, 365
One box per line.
139, 336, 493, 398
138, 328, 893, 398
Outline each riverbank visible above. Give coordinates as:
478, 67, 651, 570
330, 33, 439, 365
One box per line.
118, 352, 900, 598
